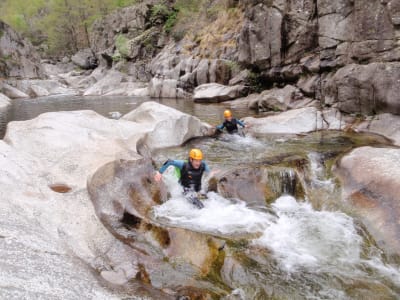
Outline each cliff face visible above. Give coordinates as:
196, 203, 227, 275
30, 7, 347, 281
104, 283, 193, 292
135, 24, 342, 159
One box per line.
87, 0, 400, 115
236, 0, 400, 114
89, 0, 168, 82
0, 21, 44, 79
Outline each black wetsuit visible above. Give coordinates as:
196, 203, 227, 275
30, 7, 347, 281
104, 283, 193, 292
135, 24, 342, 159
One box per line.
180, 161, 206, 192
216, 118, 245, 134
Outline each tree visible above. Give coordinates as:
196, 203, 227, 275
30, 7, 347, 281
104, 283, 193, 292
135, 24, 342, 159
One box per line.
0, 0, 138, 56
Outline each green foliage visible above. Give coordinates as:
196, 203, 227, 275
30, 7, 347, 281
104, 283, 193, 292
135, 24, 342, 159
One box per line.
115, 34, 130, 57
0, 0, 138, 55
174, 0, 203, 14
247, 71, 264, 93
112, 52, 122, 62
115, 0, 137, 7
164, 10, 178, 33
224, 60, 239, 73
151, 4, 170, 20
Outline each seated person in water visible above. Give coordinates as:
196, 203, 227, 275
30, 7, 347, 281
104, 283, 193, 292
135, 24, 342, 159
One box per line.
154, 148, 211, 208
216, 109, 246, 134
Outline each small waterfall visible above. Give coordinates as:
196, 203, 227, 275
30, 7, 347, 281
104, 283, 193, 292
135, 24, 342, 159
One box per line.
266, 168, 301, 199
280, 169, 297, 195
308, 151, 335, 190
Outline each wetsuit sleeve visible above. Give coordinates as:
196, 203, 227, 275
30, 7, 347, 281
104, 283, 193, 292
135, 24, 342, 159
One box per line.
159, 160, 185, 174
216, 123, 225, 130
203, 162, 211, 172
236, 119, 245, 127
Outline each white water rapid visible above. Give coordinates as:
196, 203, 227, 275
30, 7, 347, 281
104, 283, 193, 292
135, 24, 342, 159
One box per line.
153, 173, 400, 295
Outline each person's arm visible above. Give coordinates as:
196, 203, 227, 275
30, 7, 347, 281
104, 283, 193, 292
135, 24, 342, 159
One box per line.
202, 162, 219, 177
202, 162, 211, 173
154, 160, 185, 181
236, 119, 246, 128
216, 122, 225, 130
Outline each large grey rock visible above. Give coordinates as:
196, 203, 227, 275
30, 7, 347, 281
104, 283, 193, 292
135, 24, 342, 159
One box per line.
0, 102, 215, 297
354, 113, 400, 146
83, 70, 124, 96
81, 68, 149, 96
247, 85, 306, 112
4, 110, 146, 188
193, 83, 247, 103
28, 84, 50, 97
87, 158, 222, 291
104, 82, 149, 97
244, 107, 345, 134
195, 59, 210, 85
71, 48, 97, 70
148, 77, 188, 98
0, 92, 11, 107
335, 146, 400, 257
0, 82, 29, 98
122, 101, 213, 150
0, 141, 130, 299
13, 79, 76, 97
238, 4, 282, 68
0, 132, 152, 299
323, 63, 400, 115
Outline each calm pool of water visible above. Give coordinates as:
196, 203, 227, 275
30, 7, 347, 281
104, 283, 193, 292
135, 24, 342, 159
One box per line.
0, 95, 254, 137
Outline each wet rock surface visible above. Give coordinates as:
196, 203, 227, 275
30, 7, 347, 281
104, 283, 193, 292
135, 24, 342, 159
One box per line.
87, 158, 228, 298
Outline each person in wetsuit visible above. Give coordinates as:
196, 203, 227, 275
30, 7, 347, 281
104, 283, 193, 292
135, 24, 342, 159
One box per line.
154, 148, 211, 208
216, 109, 246, 134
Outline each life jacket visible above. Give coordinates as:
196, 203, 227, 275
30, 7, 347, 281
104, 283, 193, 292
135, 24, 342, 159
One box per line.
179, 160, 205, 192
223, 118, 239, 133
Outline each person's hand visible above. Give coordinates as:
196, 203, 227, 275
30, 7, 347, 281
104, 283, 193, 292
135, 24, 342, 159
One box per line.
154, 171, 162, 182
210, 169, 220, 177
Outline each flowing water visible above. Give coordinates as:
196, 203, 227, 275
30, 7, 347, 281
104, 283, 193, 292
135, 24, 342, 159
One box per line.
2, 95, 400, 299
151, 131, 400, 299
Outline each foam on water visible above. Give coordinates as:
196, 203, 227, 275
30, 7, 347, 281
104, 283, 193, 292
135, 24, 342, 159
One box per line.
254, 196, 400, 286
216, 132, 265, 150
153, 191, 274, 236
153, 177, 400, 285
254, 195, 363, 273
308, 152, 336, 190
153, 170, 274, 235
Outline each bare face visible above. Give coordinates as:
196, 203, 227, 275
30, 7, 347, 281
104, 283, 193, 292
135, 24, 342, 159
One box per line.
190, 158, 202, 169
225, 116, 232, 121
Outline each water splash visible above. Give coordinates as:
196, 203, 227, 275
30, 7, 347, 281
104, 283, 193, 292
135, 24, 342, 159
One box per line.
308, 152, 335, 190
254, 195, 363, 273
254, 195, 400, 288
153, 177, 400, 288
153, 191, 274, 237
216, 132, 265, 151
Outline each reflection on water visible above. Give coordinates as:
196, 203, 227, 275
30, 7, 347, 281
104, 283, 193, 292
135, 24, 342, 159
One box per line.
9, 95, 147, 122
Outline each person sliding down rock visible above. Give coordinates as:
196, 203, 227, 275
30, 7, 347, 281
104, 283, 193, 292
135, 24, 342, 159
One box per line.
154, 148, 213, 209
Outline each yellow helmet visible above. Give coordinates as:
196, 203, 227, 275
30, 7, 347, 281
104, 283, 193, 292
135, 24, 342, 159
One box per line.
223, 109, 232, 118
189, 148, 203, 160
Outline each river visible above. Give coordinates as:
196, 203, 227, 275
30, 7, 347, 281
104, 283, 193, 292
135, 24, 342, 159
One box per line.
2, 95, 400, 299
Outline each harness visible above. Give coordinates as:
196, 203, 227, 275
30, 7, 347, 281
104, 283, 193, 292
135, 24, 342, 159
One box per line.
224, 118, 239, 133
179, 160, 205, 192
